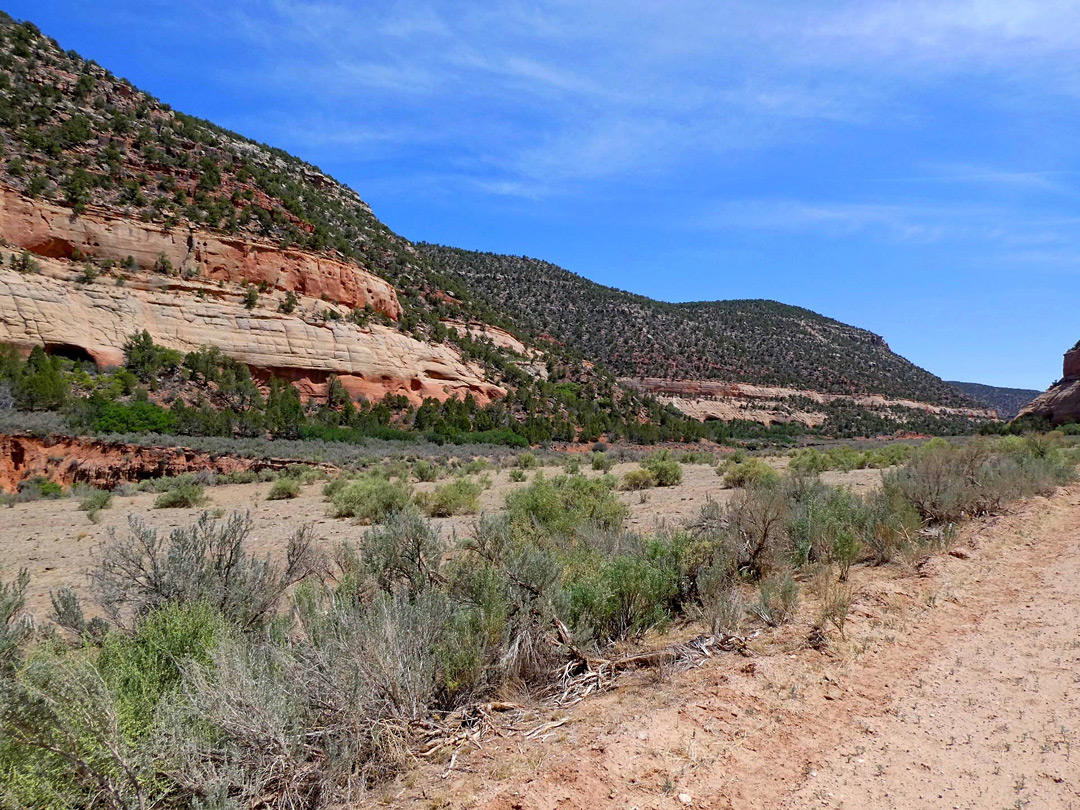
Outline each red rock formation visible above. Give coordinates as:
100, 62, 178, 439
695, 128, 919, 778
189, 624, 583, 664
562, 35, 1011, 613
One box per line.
0, 434, 312, 492
0, 186, 401, 319
0, 262, 505, 405
1015, 346, 1080, 426
1064, 348, 1080, 380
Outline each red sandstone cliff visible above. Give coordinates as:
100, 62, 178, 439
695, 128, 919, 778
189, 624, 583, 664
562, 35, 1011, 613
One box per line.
0, 188, 507, 406
0, 433, 313, 492
1016, 347, 1080, 427
0, 186, 401, 318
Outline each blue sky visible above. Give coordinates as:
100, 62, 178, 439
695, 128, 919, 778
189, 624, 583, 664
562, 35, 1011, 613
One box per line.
10, 0, 1080, 389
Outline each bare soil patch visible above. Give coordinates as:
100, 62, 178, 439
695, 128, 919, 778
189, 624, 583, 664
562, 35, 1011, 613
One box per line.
2, 461, 881, 622
371, 485, 1080, 810
4, 460, 1076, 808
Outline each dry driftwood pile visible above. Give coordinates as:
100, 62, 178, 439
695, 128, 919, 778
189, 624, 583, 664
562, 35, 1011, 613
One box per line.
415, 619, 753, 777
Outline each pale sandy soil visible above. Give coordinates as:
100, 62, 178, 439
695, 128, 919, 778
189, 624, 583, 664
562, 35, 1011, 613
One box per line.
3, 461, 1077, 808
378, 484, 1080, 810
0, 460, 882, 617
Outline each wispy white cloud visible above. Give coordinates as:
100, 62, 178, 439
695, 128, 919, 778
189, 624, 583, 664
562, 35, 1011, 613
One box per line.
180, 0, 1080, 207
695, 198, 1080, 248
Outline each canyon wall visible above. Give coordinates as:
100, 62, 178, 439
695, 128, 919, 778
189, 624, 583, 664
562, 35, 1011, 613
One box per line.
0, 187, 506, 405
623, 377, 998, 426
0, 433, 310, 492
0, 186, 401, 318
0, 260, 503, 405
1016, 347, 1080, 427
1064, 348, 1080, 380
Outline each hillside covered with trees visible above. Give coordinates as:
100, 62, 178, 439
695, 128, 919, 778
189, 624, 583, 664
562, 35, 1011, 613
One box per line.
420, 246, 976, 407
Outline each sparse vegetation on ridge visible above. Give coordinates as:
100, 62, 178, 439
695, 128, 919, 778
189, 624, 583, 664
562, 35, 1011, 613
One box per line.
420, 245, 980, 407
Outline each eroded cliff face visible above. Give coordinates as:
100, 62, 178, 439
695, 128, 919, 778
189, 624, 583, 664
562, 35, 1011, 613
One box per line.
1016, 349, 1080, 427
0, 186, 401, 318
0, 192, 507, 406
0, 434, 305, 492
622, 377, 998, 427
1065, 348, 1080, 380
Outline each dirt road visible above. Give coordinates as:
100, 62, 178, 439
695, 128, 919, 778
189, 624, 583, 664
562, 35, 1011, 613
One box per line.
387, 485, 1080, 809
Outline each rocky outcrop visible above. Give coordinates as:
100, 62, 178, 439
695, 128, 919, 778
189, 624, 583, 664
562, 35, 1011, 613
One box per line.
442, 319, 548, 379
442, 320, 529, 355
1016, 348, 1080, 427
623, 377, 997, 427
1065, 348, 1080, 380
0, 260, 505, 405
0, 186, 401, 319
0, 434, 309, 492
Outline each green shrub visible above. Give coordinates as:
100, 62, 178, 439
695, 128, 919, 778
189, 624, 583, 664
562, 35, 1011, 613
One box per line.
329, 475, 412, 523
788, 447, 829, 474
508, 469, 526, 483
786, 480, 869, 568
590, 452, 614, 472
643, 452, 682, 487
421, 478, 482, 517
0, 569, 30, 673
505, 474, 627, 536
722, 459, 779, 488
515, 452, 538, 469
864, 443, 915, 468
412, 460, 439, 482
620, 467, 656, 491
356, 509, 445, 593
565, 546, 679, 642
153, 481, 207, 509
322, 475, 349, 498
882, 440, 1072, 524
457, 459, 489, 476
0, 642, 158, 809
266, 478, 301, 500
17, 476, 64, 500
98, 601, 226, 740
78, 488, 112, 521
751, 573, 798, 627
90, 399, 176, 433
831, 528, 862, 581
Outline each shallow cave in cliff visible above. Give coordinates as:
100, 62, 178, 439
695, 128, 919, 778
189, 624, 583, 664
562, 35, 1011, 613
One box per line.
44, 343, 97, 366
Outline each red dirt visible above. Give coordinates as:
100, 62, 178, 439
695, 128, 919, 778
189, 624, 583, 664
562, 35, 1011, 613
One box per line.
0, 434, 299, 492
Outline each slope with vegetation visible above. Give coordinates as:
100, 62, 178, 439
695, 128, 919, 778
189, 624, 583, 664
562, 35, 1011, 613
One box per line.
420, 246, 978, 406
0, 12, 991, 445
947, 381, 1040, 420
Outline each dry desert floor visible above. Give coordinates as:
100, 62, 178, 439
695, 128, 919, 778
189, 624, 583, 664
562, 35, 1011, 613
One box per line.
1, 460, 1077, 809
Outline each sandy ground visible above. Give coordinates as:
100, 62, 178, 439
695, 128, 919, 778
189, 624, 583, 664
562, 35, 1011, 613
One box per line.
375, 484, 1080, 810
2, 461, 1078, 808
0, 460, 883, 617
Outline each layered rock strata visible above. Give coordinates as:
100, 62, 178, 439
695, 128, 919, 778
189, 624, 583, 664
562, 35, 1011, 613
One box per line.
0, 186, 401, 318
0, 259, 503, 405
623, 377, 997, 427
